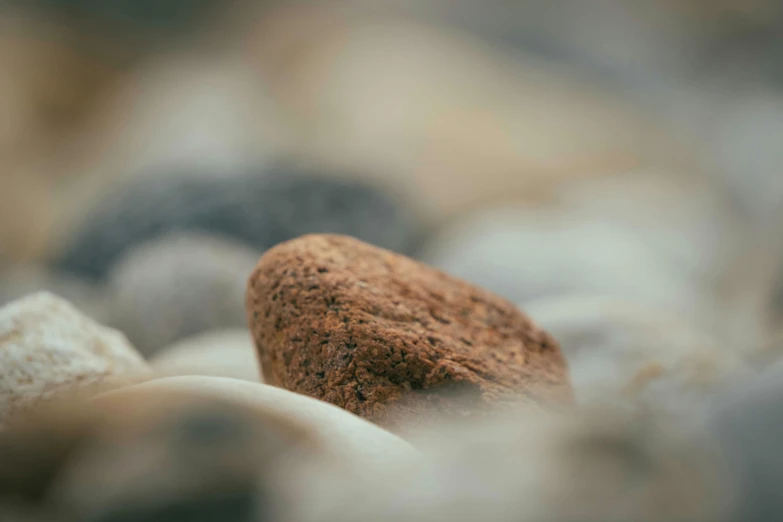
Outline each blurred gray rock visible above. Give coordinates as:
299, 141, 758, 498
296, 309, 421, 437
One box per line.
57, 168, 417, 281
107, 233, 261, 357
420, 204, 712, 327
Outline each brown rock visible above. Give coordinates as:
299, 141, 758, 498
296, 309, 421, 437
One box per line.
246, 234, 572, 428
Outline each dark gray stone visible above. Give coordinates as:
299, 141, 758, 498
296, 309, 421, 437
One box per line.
56, 168, 417, 281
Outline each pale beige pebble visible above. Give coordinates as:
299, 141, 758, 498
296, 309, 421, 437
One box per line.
246, 3, 686, 223
525, 295, 752, 419
100, 376, 418, 470
0, 292, 149, 424
419, 202, 710, 324
151, 329, 263, 382
553, 172, 766, 351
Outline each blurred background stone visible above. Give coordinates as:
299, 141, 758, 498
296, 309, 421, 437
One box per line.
246, 3, 682, 225
151, 329, 262, 382
526, 295, 750, 419
56, 168, 417, 282
420, 204, 709, 324
107, 234, 260, 357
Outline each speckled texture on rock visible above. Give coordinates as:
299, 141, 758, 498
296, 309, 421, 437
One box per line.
0, 292, 148, 424
108, 233, 261, 357
56, 168, 417, 281
247, 234, 572, 428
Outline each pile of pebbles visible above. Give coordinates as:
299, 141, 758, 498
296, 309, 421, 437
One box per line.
2, 2, 783, 520
0, 234, 779, 521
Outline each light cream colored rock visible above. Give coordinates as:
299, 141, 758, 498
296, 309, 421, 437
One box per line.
100, 376, 417, 470
0, 292, 148, 423
525, 295, 751, 418
151, 329, 262, 382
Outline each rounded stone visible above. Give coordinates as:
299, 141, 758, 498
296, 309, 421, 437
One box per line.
419, 204, 713, 326
107, 233, 261, 357
0, 291, 148, 424
0, 382, 319, 522
247, 234, 572, 429
151, 329, 262, 382
525, 295, 750, 418
556, 174, 741, 286
99, 376, 418, 470
56, 168, 416, 281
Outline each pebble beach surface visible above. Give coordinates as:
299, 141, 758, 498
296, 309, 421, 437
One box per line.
1, 2, 783, 521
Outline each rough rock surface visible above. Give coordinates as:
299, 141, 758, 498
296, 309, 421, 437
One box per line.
0, 292, 148, 423
247, 234, 572, 428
